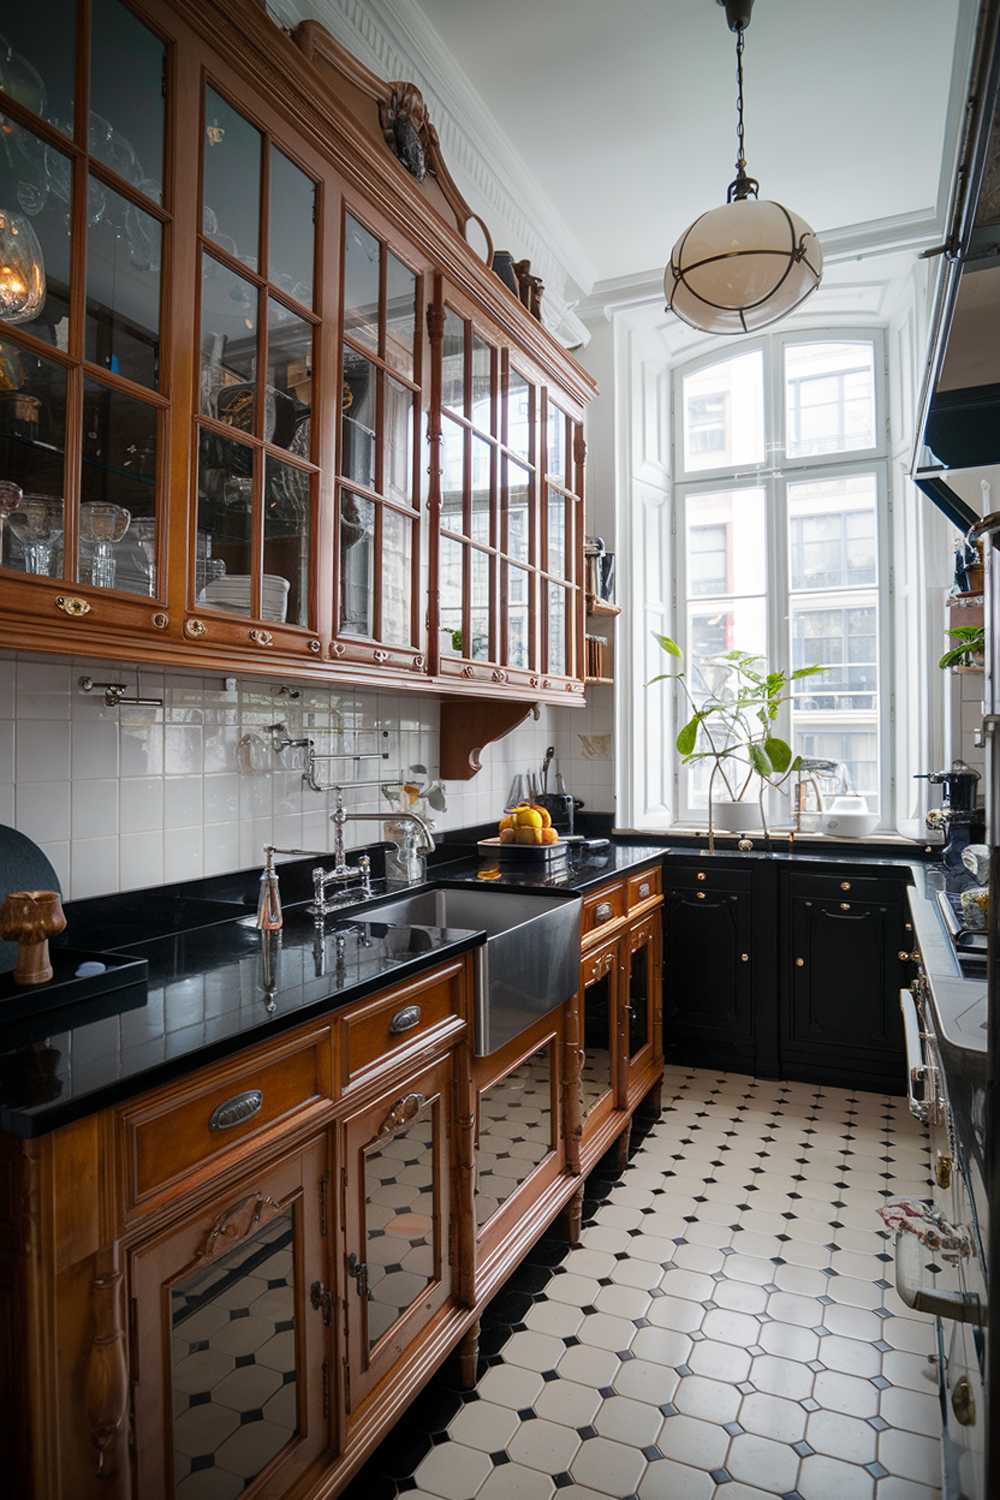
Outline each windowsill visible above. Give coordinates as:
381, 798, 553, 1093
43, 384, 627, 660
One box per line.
616, 824, 932, 848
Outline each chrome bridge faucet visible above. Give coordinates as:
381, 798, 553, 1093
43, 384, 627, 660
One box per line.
256, 845, 373, 931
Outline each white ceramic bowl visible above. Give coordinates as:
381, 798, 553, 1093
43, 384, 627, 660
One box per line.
820, 810, 879, 839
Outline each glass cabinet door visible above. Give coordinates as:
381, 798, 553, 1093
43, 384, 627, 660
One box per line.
541, 392, 583, 682
626, 917, 660, 1086
196, 86, 320, 641
130, 1139, 329, 1500
0, 0, 167, 610
476, 1044, 554, 1231
344, 1054, 453, 1410
581, 941, 619, 1118
335, 209, 424, 668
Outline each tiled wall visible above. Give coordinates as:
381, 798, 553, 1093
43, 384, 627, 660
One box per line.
0, 653, 614, 900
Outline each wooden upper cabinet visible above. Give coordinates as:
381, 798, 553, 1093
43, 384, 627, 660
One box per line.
0, 0, 594, 698
0, 0, 176, 641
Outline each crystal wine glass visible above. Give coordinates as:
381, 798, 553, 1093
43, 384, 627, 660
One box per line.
129, 515, 157, 596
0, 480, 23, 566
79, 502, 131, 590
7, 495, 63, 576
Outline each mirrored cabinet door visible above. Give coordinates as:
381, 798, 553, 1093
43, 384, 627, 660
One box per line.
475, 1044, 554, 1231
130, 1140, 330, 1500
343, 1054, 453, 1411
0, 0, 167, 611
581, 943, 619, 1119
335, 208, 424, 668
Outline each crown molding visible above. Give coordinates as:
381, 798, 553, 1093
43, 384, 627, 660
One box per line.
269, 0, 597, 312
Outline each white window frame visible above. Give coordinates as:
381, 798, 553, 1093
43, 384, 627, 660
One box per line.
670, 327, 894, 830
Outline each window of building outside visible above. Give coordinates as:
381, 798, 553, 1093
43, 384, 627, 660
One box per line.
673, 334, 888, 825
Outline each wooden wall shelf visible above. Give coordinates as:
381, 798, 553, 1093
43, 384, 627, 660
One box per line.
586, 597, 621, 619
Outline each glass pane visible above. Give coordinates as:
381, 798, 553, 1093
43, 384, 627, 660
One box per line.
0, 123, 72, 344
785, 341, 876, 460
196, 430, 253, 613
547, 491, 566, 577
440, 416, 464, 533
629, 944, 649, 1057
787, 473, 877, 591
80, 379, 156, 594
507, 564, 530, 669
385, 253, 416, 379
339, 490, 374, 636
470, 435, 491, 545
583, 971, 612, 1114
684, 487, 766, 599
203, 88, 260, 269
384, 378, 413, 508
266, 298, 311, 456
790, 597, 878, 711
439, 535, 463, 653
470, 547, 490, 661
546, 401, 565, 482
471, 334, 492, 431
90, 0, 164, 199
507, 366, 531, 461
200, 253, 257, 421
263, 455, 310, 625
268, 147, 314, 307
793, 724, 880, 813
441, 306, 464, 412
364, 1099, 437, 1350
86, 180, 160, 388
547, 582, 566, 676
0, 341, 66, 575
343, 214, 378, 351
382, 507, 412, 645
686, 597, 767, 700
341, 350, 376, 491
505, 460, 530, 564
476, 1047, 552, 1228
170, 1207, 298, 1493
683, 350, 765, 473
0, 8, 75, 133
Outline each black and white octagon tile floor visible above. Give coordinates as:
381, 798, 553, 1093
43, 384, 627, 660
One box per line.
342, 1065, 941, 1500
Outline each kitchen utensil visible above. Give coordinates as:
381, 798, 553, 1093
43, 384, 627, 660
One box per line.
541, 745, 555, 793
0, 889, 66, 985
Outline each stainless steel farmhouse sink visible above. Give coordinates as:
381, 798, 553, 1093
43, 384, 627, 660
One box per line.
367, 887, 582, 1055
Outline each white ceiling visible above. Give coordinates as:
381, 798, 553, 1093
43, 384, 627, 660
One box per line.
413, 0, 965, 291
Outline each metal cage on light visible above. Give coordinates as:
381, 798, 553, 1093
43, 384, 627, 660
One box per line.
664, 0, 823, 334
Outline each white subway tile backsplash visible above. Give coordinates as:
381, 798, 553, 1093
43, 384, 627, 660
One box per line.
0, 654, 614, 896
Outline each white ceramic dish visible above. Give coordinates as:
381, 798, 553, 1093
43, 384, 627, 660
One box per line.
819, 809, 879, 838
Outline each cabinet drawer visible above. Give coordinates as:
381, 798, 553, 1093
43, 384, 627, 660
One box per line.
581, 935, 620, 987
582, 882, 626, 938
785, 870, 906, 903
665, 865, 753, 895
121, 1025, 333, 1210
340, 962, 465, 1088
627, 866, 662, 909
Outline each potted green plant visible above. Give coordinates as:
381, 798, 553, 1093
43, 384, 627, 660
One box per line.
648, 636, 827, 849
939, 624, 984, 671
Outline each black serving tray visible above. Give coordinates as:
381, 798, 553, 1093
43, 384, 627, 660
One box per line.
0, 947, 149, 1023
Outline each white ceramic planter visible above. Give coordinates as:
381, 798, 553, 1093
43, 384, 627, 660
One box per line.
711, 800, 760, 834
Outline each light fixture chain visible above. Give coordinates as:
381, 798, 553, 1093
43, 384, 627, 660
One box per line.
735, 23, 747, 171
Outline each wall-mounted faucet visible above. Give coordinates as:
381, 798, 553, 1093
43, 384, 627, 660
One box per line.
330, 787, 436, 884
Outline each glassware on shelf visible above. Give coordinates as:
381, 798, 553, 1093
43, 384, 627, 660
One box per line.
0, 208, 46, 324
128, 515, 157, 595
0, 480, 23, 565
0, 31, 47, 119
7, 494, 63, 575
223, 475, 253, 510
79, 500, 131, 590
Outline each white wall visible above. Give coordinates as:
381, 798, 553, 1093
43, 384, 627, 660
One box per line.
0, 653, 612, 901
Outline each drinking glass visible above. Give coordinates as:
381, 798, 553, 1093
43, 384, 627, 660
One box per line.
79, 501, 131, 590
0, 481, 23, 566
8, 495, 63, 575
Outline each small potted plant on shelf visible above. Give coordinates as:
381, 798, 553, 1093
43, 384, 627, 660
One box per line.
648, 636, 827, 850
939, 624, 985, 671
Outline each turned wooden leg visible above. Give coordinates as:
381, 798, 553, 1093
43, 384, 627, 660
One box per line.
86, 1243, 129, 1492
456, 1319, 481, 1389
565, 1181, 585, 1247
613, 1123, 631, 1173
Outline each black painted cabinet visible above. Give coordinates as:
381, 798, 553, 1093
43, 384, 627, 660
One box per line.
662, 883, 755, 1069
781, 892, 908, 1090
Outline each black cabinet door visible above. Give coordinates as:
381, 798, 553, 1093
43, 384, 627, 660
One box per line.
783, 895, 906, 1083
663, 887, 754, 1062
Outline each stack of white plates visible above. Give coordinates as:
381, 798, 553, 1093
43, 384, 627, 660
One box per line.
199, 574, 290, 622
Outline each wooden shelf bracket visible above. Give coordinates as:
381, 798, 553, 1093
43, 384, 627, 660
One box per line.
438, 698, 534, 780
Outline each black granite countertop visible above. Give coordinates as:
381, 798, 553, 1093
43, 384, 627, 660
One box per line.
0, 910, 484, 1138
427, 842, 671, 894
905, 862, 987, 1070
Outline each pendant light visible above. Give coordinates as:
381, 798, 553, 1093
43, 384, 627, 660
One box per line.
0, 207, 46, 324
665, 0, 822, 335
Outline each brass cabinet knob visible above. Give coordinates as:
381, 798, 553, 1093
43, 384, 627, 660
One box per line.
185, 617, 207, 639
840, 880, 851, 891
696, 891, 706, 900
308, 638, 321, 654
249, 628, 273, 647
152, 612, 169, 630
839, 901, 851, 910
795, 957, 805, 968
740, 952, 749, 963
55, 594, 91, 617
696, 871, 706, 881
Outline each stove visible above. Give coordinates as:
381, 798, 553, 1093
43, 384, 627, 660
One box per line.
936, 890, 989, 972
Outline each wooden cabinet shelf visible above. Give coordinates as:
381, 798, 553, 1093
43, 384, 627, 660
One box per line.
586, 596, 621, 618
0, 0, 594, 707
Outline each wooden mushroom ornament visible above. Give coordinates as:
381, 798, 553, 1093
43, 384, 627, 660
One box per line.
0, 889, 66, 985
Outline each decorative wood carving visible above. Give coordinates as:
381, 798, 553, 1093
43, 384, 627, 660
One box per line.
438, 698, 534, 780
198, 1191, 283, 1263
513, 260, 545, 321
295, 23, 494, 266
85, 1244, 129, 1487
